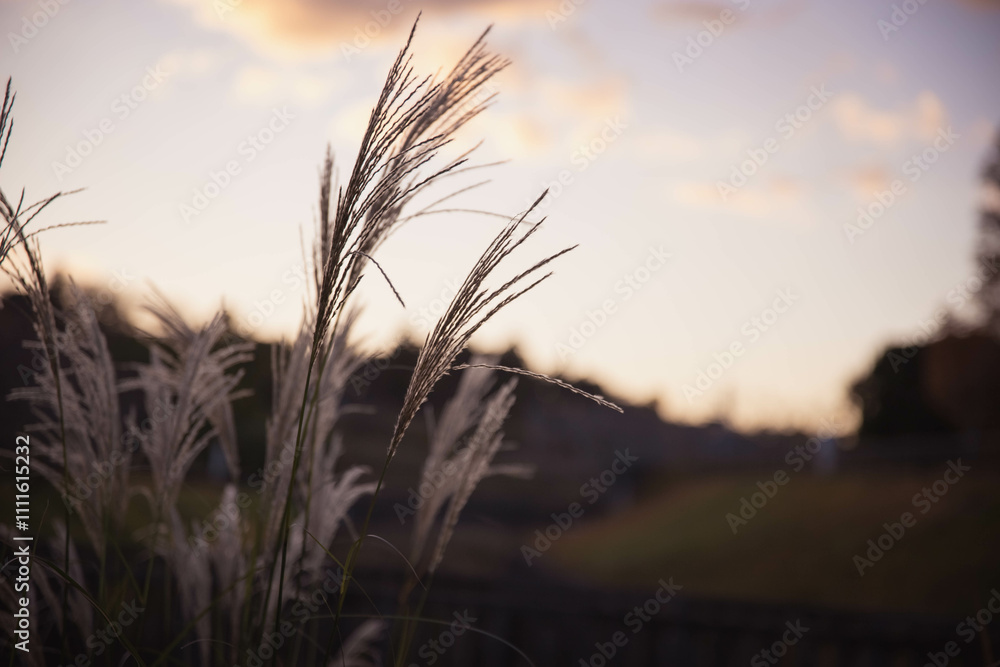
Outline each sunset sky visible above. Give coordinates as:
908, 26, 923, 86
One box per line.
2, 0, 999, 432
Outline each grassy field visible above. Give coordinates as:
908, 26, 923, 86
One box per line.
8, 464, 998, 618
541, 466, 1000, 615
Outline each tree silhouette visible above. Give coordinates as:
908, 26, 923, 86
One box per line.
975, 127, 1000, 333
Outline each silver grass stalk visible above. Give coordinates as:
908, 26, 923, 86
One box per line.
264, 443, 375, 622
9, 283, 126, 557
123, 295, 251, 512
426, 378, 519, 575
386, 197, 575, 464
410, 357, 498, 563
261, 308, 365, 553
168, 484, 248, 665
167, 507, 213, 666
208, 484, 249, 657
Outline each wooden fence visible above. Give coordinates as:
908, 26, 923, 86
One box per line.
350, 571, 998, 666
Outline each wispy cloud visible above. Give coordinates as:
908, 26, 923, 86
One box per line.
831, 91, 948, 145
165, 0, 543, 56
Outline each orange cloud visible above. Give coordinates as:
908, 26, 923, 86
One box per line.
844, 165, 892, 200
673, 176, 805, 221
831, 91, 949, 145
652, 0, 804, 27
166, 0, 545, 57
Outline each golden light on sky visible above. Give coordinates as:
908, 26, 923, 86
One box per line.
2, 0, 999, 432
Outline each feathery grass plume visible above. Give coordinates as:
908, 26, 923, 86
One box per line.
140, 291, 248, 477
166, 507, 213, 666
0, 77, 16, 268
1, 79, 105, 645
275, 20, 509, 631
261, 309, 365, 552
1, 78, 101, 274
261, 307, 379, 643
9, 284, 128, 555
426, 377, 519, 574
167, 484, 249, 665
344, 25, 510, 288
331, 194, 581, 637
308, 17, 506, 352
333, 196, 585, 658
409, 357, 498, 562
264, 449, 374, 622
123, 294, 251, 512
386, 196, 576, 463
205, 484, 249, 660
396, 376, 525, 662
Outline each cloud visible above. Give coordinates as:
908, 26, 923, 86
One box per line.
653, 1, 740, 22
652, 0, 804, 27
628, 126, 751, 166
673, 176, 805, 220
166, 0, 543, 57
493, 71, 630, 157
831, 91, 948, 145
